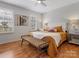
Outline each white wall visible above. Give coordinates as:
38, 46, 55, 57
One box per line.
43, 2, 79, 31
0, 1, 42, 44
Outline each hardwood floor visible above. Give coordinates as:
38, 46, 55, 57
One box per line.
0, 40, 79, 58
57, 42, 79, 58
0, 41, 48, 58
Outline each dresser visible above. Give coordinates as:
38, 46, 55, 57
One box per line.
67, 19, 79, 44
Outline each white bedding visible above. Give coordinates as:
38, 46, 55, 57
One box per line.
31, 31, 61, 47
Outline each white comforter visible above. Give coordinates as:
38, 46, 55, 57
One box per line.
31, 32, 61, 47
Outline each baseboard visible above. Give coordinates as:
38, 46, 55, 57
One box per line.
0, 39, 21, 45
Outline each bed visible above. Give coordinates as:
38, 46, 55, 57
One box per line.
21, 26, 67, 57
27, 31, 67, 57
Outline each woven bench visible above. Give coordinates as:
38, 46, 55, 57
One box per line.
21, 35, 48, 50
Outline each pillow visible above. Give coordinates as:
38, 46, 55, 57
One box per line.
48, 28, 57, 32
54, 26, 63, 32
48, 29, 55, 32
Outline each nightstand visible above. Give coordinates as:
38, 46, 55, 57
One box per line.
69, 34, 79, 45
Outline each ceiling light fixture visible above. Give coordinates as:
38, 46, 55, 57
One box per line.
32, 0, 47, 7
37, 1, 41, 3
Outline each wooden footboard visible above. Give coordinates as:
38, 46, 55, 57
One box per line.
42, 36, 58, 58
42, 32, 67, 58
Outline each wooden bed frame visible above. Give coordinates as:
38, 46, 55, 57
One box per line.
21, 32, 67, 58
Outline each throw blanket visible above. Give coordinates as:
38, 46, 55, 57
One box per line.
31, 32, 61, 47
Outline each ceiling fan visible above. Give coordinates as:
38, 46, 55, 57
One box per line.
32, 0, 47, 7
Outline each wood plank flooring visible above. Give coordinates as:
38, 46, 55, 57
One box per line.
0, 40, 79, 58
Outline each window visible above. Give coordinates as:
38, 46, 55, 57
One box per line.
30, 17, 37, 30
0, 9, 14, 33
29, 16, 42, 31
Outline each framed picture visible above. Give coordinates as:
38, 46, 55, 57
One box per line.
16, 15, 29, 26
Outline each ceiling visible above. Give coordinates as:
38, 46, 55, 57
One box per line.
0, 0, 79, 13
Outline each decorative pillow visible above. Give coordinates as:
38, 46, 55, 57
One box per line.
54, 26, 63, 32
48, 28, 57, 32
48, 29, 55, 32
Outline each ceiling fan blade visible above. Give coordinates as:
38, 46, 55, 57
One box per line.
41, 2, 47, 6
37, 0, 46, 1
